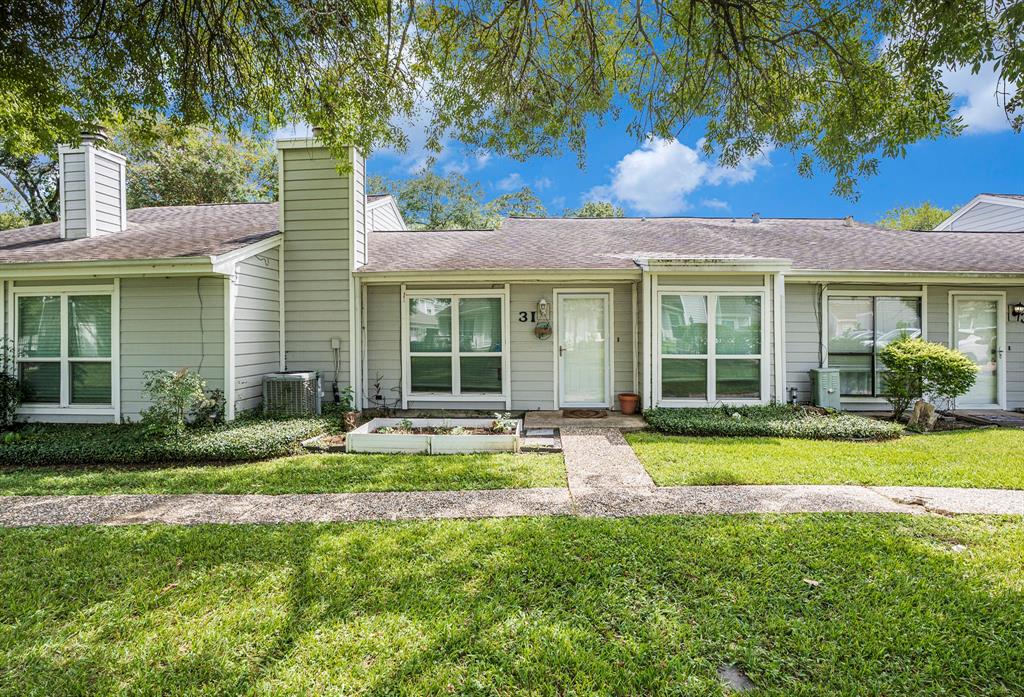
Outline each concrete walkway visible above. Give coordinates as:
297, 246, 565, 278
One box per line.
1, 429, 1022, 527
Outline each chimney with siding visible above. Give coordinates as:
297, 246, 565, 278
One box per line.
58, 129, 127, 239
277, 135, 367, 405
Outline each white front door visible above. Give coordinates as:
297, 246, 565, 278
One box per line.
557, 292, 611, 407
951, 293, 1004, 408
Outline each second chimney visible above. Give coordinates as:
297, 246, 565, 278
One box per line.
58, 129, 127, 240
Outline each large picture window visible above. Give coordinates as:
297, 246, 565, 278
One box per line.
15, 291, 114, 407
659, 291, 765, 403
826, 295, 922, 396
406, 292, 506, 398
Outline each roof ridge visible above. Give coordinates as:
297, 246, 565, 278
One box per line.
506, 215, 851, 221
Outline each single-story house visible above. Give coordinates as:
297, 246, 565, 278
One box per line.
2, 134, 1024, 422
934, 193, 1024, 232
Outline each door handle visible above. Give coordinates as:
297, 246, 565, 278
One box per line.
559, 345, 566, 357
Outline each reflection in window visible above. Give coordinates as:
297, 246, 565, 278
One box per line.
827, 296, 921, 396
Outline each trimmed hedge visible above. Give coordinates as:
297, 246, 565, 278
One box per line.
0, 417, 330, 468
644, 404, 905, 441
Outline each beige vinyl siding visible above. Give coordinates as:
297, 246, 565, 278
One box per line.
945, 202, 1024, 232
233, 247, 282, 413
61, 151, 88, 239
783, 282, 821, 403
281, 146, 355, 390
91, 150, 124, 235
119, 277, 224, 419
364, 284, 402, 408
368, 199, 406, 231
353, 157, 367, 268
928, 285, 1024, 408
364, 282, 636, 411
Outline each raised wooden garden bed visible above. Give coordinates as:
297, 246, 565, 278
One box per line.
346, 418, 521, 454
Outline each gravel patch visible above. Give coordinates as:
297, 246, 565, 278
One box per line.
574, 485, 921, 517
0, 489, 575, 527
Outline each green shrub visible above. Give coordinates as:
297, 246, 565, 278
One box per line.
879, 337, 978, 417
0, 339, 22, 430
644, 404, 904, 441
0, 417, 329, 468
141, 368, 208, 435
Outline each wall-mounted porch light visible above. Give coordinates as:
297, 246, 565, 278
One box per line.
1011, 302, 1024, 323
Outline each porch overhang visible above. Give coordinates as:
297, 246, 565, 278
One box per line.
635, 255, 792, 274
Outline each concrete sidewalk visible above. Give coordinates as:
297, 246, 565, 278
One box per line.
2, 429, 1022, 527
1, 484, 1022, 527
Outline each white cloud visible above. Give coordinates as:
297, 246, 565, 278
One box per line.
496, 172, 525, 191
943, 61, 1019, 133
587, 137, 771, 215
534, 176, 553, 191
701, 198, 729, 211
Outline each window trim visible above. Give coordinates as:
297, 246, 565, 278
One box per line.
655, 287, 769, 407
400, 287, 510, 407
9, 283, 119, 417
821, 287, 927, 401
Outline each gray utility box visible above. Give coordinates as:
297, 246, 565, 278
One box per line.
809, 368, 841, 410
263, 371, 322, 416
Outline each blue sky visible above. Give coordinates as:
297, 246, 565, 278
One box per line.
368, 63, 1023, 222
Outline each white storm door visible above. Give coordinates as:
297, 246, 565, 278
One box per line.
952, 294, 1004, 408
557, 292, 611, 407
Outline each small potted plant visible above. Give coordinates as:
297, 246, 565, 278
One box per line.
617, 392, 640, 415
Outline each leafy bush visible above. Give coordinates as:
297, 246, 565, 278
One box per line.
0, 339, 22, 429
879, 337, 978, 417
141, 368, 209, 435
0, 417, 329, 468
192, 388, 226, 427
644, 404, 904, 441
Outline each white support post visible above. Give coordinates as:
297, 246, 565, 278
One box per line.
111, 278, 121, 421
504, 283, 512, 410
773, 272, 786, 404
641, 271, 653, 409
224, 275, 237, 421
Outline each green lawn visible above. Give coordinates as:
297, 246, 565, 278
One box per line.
1, 515, 1021, 695
0, 452, 565, 496
629, 429, 1024, 488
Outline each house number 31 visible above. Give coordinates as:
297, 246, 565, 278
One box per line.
518, 311, 538, 322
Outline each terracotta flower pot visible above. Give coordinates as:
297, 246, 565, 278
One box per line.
617, 392, 640, 415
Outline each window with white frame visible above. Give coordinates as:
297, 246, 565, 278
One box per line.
826, 294, 922, 396
659, 291, 765, 402
406, 292, 506, 396
15, 291, 114, 407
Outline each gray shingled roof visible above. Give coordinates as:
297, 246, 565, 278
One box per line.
7, 204, 1024, 274
362, 216, 1024, 274
983, 193, 1024, 202
0, 203, 279, 265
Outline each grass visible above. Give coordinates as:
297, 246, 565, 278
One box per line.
0, 452, 566, 495
629, 428, 1024, 488
0, 515, 1022, 695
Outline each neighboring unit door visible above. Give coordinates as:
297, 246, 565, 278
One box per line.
557, 292, 611, 407
951, 293, 1004, 409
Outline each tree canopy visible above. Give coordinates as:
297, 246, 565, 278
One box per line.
877, 202, 954, 230
565, 201, 625, 218
369, 171, 546, 229
111, 121, 276, 208
2, 1, 1021, 197
0, 121, 275, 229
